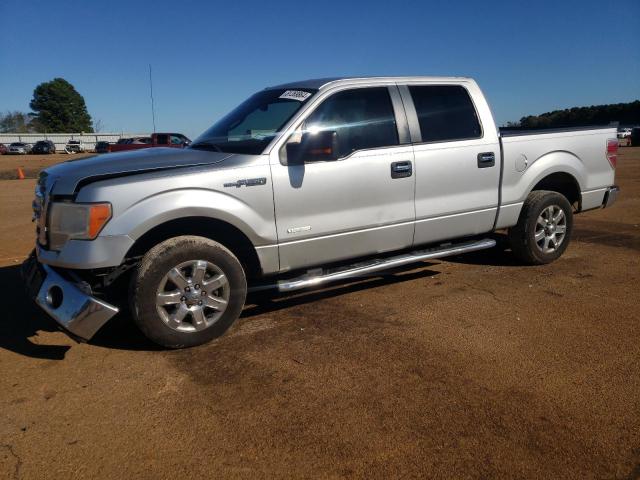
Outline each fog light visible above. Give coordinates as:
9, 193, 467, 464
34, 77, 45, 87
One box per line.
46, 285, 63, 309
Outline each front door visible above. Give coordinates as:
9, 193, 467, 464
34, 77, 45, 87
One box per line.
270, 86, 416, 272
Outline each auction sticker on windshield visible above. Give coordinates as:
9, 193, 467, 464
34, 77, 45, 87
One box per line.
279, 90, 312, 101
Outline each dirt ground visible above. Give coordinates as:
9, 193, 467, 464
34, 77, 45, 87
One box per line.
0, 149, 639, 479
0, 153, 94, 180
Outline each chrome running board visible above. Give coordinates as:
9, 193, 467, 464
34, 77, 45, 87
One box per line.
251, 238, 496, 293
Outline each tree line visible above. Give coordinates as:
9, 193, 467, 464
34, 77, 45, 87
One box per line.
0, 78, 94, 133
506, 100, 640, 129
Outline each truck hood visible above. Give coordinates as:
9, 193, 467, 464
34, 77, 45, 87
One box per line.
45, 147, 234, 195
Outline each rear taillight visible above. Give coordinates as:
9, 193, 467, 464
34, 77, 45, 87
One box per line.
606, 138, 618, 169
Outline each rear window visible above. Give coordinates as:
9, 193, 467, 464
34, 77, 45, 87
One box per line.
408, 85, 482, 143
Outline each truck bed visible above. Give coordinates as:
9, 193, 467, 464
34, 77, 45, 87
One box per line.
495, 126, 617, 229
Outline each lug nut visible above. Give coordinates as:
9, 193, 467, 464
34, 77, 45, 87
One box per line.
201, 291, 206, 296
181, 296, 186, 302
198, 300, 203, 306
194, 284, 200, 289
185, 286, 190, 292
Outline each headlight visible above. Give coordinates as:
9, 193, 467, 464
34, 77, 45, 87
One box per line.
48, 202, 112, 250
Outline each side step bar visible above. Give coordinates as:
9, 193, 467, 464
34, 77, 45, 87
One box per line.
252, 238, 496, 293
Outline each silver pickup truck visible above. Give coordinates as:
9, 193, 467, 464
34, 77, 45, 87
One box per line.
23, 76, 620, 348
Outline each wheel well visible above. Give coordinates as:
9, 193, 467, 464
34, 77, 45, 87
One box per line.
126, 217, 263, 279
531, 172, 581, 209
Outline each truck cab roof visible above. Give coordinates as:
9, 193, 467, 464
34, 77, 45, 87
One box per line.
269, 76, 474, 91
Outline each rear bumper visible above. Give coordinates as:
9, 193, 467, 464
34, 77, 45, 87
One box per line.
21, 254, 119, 341
602, 185, 620, 208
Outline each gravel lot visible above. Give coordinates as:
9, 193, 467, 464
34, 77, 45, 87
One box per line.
0, 149, 638, 479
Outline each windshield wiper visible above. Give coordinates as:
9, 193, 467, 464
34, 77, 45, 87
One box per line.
190, 141, 223, 152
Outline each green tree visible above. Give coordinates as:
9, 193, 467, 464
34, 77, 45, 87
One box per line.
513, 100, 640, 130
29, 78, 93, 132
0, 111, 34, 133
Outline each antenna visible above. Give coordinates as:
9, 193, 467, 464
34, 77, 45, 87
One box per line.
149, 64, 157, 133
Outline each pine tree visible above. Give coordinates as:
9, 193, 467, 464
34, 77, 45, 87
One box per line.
30, 78, 93, 132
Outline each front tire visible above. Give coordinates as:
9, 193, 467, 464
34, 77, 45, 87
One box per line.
508, 190, 573, 265
130, 236, 247, 348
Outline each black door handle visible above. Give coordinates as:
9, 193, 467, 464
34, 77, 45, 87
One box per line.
477, 152, 495, 168
391, 161, 412, 178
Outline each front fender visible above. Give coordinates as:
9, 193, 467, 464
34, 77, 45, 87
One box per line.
101, 187, 277, 246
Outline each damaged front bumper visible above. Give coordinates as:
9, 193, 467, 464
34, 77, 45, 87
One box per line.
21, 253, 119, 341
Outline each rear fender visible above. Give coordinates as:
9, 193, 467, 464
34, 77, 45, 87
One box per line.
517, 151, 586, 202
496, 151, 586, 229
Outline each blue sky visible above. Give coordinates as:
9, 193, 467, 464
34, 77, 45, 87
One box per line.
0, 0, 638, 138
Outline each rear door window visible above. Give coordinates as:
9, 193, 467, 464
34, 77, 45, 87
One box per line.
408, 85, 482, 142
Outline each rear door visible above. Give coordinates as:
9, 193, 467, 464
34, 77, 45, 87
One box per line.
400, 83, 501, 245
270, 85, 415, 271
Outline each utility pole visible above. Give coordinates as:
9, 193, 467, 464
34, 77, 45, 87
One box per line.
149, 64, 157, 133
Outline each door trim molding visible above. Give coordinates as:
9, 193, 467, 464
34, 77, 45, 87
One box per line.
277, 218, 415, 246
276, 206, 499, 247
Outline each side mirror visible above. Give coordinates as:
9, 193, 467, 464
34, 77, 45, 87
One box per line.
285, 130, 339, 165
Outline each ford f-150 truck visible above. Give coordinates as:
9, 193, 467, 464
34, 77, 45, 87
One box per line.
23, 76, 620, 348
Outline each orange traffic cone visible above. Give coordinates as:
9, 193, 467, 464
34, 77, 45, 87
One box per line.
17, 168, 25, 180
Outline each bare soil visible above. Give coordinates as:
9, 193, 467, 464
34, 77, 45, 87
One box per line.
0, 153, 94, 180
0, 149, 639, 479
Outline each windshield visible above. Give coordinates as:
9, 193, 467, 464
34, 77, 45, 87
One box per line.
191, 88, 317, 155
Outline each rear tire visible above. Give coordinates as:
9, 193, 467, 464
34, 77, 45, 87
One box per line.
508, 190, 573, 265
130, 235, 247, 348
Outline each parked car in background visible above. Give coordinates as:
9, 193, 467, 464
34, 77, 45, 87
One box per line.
108, 132, 191, 153
8, 142, 32, 154
95, 141, 112, 153
65, 139, 86, 154
617, 128, 632, 139
32, 140, 56, 154
631, 127, 640, 147
0, 143, 7, 155
23, 76, 620, 349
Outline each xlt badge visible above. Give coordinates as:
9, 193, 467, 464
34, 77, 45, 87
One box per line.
287, 225, 311, 234
224, 177, 267, 188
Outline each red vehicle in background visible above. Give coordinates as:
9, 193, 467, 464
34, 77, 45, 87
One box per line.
108, 133, 191, 153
